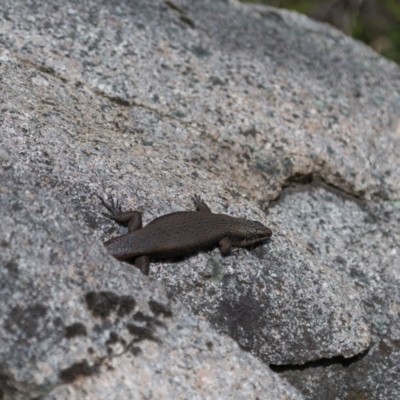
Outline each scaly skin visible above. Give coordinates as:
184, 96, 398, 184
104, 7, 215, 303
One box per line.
100, 195, 272, 275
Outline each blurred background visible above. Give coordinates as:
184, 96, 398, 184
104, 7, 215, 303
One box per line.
242, 0, 400, 63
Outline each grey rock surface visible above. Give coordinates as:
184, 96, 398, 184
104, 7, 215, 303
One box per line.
2, 0, 400, 204
155, 216, 370, 364
0, 158, 301, 400
0, 0, 399, 398
0, 1, 370, 368
268, 184, 400, 400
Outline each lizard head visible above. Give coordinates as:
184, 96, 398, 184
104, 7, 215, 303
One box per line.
235, 219, 272, 247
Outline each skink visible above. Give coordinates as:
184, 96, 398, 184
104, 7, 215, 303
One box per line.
100, 195, 272, 275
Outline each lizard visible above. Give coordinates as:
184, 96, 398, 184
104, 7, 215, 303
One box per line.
99, 194, 272, 275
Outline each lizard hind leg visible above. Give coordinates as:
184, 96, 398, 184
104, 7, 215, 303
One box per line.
98, 195, 143, 232
192, 194, 212, 213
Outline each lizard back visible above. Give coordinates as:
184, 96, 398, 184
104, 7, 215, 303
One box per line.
104, 211, 271, 260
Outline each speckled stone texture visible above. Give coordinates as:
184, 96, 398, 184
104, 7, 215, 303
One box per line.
0, 0, 399, 398
268, 184, 400, 400
0, 159, 301, 400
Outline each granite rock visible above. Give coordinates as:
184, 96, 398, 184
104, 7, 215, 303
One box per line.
1, 0, 399, 398
268, 184, 400, 399
0, 164, 301, 399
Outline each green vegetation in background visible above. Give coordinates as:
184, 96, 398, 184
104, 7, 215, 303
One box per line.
242, 0, 400, 63
243, 0, 314, 14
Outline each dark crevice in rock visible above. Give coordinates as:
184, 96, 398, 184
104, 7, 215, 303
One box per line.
91, 88, 131, 107
269, 349, 369, 372
283, 172, 314, 187
272, 165, 392, 208
269, 179, 368, 210
164, 0, 195, 29
164, 0, 185, 14
18, 57, 60, 80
